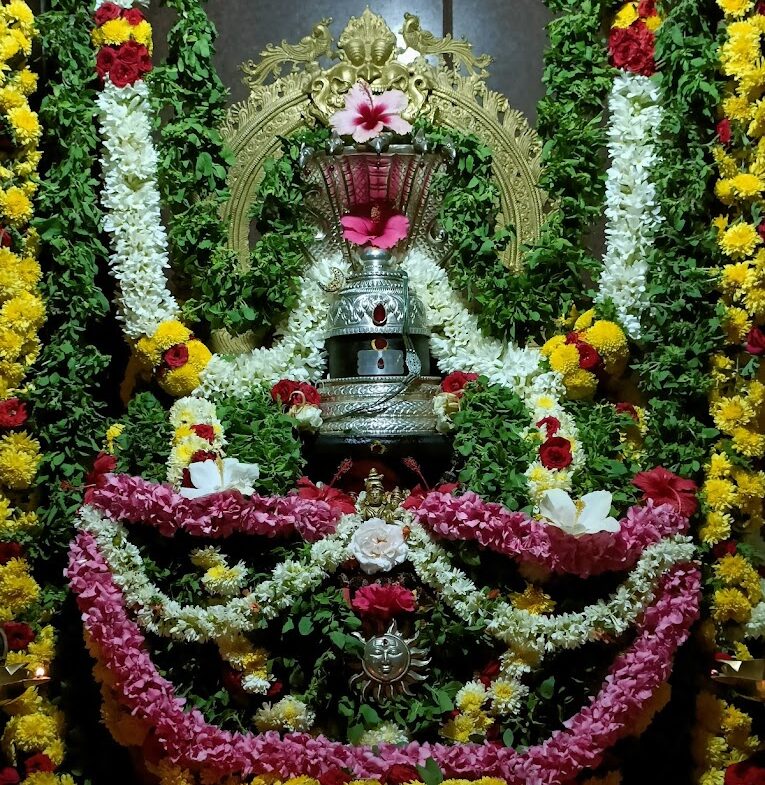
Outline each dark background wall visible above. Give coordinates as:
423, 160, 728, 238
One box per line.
145, 0, 552, 125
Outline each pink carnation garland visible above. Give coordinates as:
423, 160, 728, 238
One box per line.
67, 531, 699, 783
416, 491, 688, 578
88, 474, 341, 542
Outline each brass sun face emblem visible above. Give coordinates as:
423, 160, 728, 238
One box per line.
350, 621, 430, 703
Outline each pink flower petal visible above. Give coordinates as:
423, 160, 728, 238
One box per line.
375, 88, 408, 115
371, 214, 410, 249
330, 107, 364, 138
381, 113, 413, 136
351, 120, 385, 144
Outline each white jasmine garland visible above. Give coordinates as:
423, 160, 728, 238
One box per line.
96, 80, 180, 338
595, 73, 663, 339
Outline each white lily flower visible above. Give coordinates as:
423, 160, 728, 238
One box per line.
538, 489, 620, 537
179, 458, 260, 499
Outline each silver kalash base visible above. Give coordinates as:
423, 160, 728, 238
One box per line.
318, 377, 442, 436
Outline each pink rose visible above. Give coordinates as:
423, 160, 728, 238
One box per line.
163, 343, 189, 369
351, 583, 416, 620
745, 326, 765, 355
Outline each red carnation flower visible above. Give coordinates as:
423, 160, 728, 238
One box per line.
401, 482, 458, 510
163, 343, 189, 369
638, 0, 657, 15
24, 754, 55, 775
0, 768, 19, 785
94, 1, 122, 25
295, 477, 356, 515
3, 622, 34, 651
0, 398, 27, 429
745, 325, 765, 355
0, 542, 21, 565
536, 415, 561, 437
632, 466, 698, 517
441, 371, 479, 395
351, 583, 416, 621
0, 227, 11, 247
191, 424, 215, 443
320, 769, 352, 785
717, 118, 732, 146
122, 8, 145, 25
608, 20, 656, 76
576, 341, 602, 371
725, 752, 765, 785
539, 436, 573, 470
384, 765, 420, 785
615, 402, 639, 422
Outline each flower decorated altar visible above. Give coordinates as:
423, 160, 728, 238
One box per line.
0, 2, 762, 785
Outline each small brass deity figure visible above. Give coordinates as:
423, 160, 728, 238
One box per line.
357, 469, 407, 522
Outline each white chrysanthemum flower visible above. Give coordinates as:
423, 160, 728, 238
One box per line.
455, 680, 488, 713
358, 721, 409, 745
254, 697, 315, 733
488, 678, 529, 717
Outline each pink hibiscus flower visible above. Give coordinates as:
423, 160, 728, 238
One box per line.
330, 81, 412, 143
341, 203, 409, 249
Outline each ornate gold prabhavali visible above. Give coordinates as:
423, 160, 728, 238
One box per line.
221, 8, 547, 287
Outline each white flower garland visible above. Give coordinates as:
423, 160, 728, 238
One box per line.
96, 79, 180, 339
595, 72, 663, 340
80, 504, 693, 658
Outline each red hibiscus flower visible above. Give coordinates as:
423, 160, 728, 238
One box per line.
717, 118, 732, 146
0, 227, 11, 247
539, 436, 573, 469
536, 415, 561, 437
351, 583, 416, 621
296, 477, 356, 515
441, 371, 479, 395
745, 325, 765, 355
384, 765, 420, 785
94, 1, 122, 25
24, 755, 55, 775
122, 8, 146, 25
725, 752, 765, 785
608, 20, 656, 76
0, 542, 21, 565
2, 622, 34, 651
320, 769, 352, 785
163, 343, 189, 369
0, 768, 19, 785
632, 466, 698, 517
341, 203, 409, 250
401, 482, 458, 510
0, 398, 27, 429
191, 424, 215, 442
615, 402, 639, 422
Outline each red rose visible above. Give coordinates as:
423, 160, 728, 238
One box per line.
615, 402, 639, 422
758, 0, 765, 14
295, 382, 321, 406
536, 416, 560, 437
632, 466, 698, 517
190, 450, 217, 464
266, 679, 283, 697
717, 118, 732, 146
725, 752, 765, 785
95, 46, 118, 80
109, 59, 141, 88
576, 342, 602, 371
401, 482, 458, 510
637, 0, 657, 15
384, 765, 420, 785
122, 8, 145, 25
191, 424, 215, 443
24, 755, 55, 775
713, 540, 738, 558
0, 398, 27, 428
221, 666, 245, 695
0, 769, 19, 785
94, 1, 122, 25
0, 227, 11, 247
351, 583, 416, 621
163, 343, 189, 370
0, 542, 21, 564
320, 770, 352, 785
539, 436, 573, 469
608, 21, 656, 76
271, 380, 300, 405
3, 622, 34, 651
745, 326, 765, 355
479, 659, 501, 687
117, 40, 152, 76
84, 451, 117, 503
441, 371, 479, 395
271, 380, 320, 407
296, 477, 356, 515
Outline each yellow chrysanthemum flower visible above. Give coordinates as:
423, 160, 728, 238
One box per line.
724, 94, 753, 123
564, 368, 598, 400
731, 426, 765, 457
645, 15, 661, 32
186, 339, 212, 372
7, 105, 39, 146
720, 222, 761, 258
131, 20, 153, 50
711, 587, 751, 623
581, 321, 628, 375
708, 452, 733, 479
0, 187, 32, 226
702, 477, 737, 511
548, 343, 580, 375
14, 67, 37, 95
612, 3, 638, 29
160, 364, 201, 398
0, 558, 38, 616
724, 306, 751, 341
2, 292, 44, 333
510, 584, 556, 615
712, 395, 755, 433
699, 511, 733, 545
730, 172, 765, 198
717, 0, 755, 19
2, 1, 35, 33
94, 18, 133, 46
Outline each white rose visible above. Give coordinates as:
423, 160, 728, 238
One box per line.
349, 518, 408, 575
433, 391, 461, 433
289, 403, 323, 431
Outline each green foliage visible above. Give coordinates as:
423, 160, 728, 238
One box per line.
451, 381, 538, 511
215, 390, 304, 494
114, 393, 174, 483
